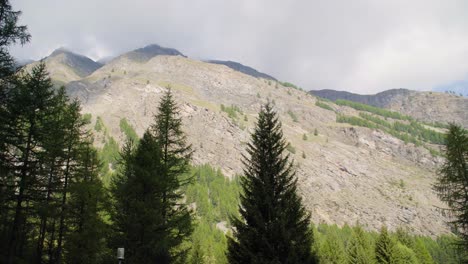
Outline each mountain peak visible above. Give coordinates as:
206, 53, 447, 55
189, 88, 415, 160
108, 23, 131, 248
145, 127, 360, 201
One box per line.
45, 48, 102, 79
49, 47, 73, 57
121, 43, 185, 63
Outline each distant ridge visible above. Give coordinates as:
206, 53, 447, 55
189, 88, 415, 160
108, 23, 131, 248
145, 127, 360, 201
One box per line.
115, 44, 186, 63
310, 88, 412, 108
207, 60, 276, 80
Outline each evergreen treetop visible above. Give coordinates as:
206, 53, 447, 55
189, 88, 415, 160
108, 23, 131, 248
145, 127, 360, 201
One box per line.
228, 102, 315, 264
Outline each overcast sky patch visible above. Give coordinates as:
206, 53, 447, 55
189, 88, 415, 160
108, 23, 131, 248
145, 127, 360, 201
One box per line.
10, 0, 468, 94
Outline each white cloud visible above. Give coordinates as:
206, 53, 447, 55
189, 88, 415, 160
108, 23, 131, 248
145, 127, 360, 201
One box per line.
9, 0, 468, 94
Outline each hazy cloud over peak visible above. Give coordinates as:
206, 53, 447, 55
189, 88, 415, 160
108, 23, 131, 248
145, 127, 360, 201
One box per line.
10, 0, 468, 94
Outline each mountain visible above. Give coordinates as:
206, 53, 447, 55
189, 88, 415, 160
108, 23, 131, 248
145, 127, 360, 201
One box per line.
310, 88, 468, 128
26, 45, 453, 237
111, 43, 185, 63
207, 60, 276, 80
26, 48, 102, 85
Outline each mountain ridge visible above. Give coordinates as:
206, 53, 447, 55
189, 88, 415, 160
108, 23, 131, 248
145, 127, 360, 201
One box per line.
310, 88, 468, 128
23, 45, 458, 236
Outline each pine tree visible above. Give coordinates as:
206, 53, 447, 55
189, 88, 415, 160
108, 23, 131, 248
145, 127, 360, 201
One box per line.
150, 88, 193, 262
0, 0, 30, 80
375, 226, 397, 264
0, 63, 58, 263
434, 124, 468, 251
112, 89, 193, 263
227, 102, 315, 264
64, 141, 109, 264
347, 225, 374, 264
318, 230, 346, 264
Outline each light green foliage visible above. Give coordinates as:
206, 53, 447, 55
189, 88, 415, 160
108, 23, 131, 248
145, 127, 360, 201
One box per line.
338, 113, 445, 146
82, 113, 92, 124
220, 104, 243, 119
98, 135, 119, 186
119, 117, 138, 143
288, 110, 299, 122
220, 104, 247, 129
184, 165, 241, 263
281, 81, 303, 91
315, 100, 334, 111
335, 99, 412, 121
94, 116, 105, 132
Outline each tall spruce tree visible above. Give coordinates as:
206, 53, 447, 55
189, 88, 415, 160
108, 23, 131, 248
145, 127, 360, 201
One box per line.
112, 88, 193, 263
347, 225, 374, 264
227, 102, 315, 264
375, 226, 399, 264
434, 124, 468, 252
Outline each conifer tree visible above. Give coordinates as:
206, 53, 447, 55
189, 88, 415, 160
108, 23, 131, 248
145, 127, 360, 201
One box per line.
227, 102, 315, 264
151, 88, 193, 262
434, 124, 468, 251
375, 226, 398, 264
0, 0, 30, 80
64, 141, 109, 264
0, 63, 58, 263
347, 225, 374, 264
112, 89, 193, 263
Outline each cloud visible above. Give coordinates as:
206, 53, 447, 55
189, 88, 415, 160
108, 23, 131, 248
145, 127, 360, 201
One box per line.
9, 0, 468, 94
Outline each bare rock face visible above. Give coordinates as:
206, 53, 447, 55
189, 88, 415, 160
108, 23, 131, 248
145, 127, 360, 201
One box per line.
31, 50, 453, 237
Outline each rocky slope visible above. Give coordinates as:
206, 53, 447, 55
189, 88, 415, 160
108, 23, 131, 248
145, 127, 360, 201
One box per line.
30, 45, 452, 237
311, 89, 468, 128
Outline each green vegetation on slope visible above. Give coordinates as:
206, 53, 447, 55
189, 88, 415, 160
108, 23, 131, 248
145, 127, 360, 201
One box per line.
119, 117, 139, 143
336, 99, 413, 121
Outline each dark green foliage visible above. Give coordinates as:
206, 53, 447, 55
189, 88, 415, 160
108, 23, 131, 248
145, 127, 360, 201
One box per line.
315, 101, 334, 111
303, 133, 308, 141
228, 103, 315, 263
64, 142, 110, 264
0, 63, 109, 263
111, 89, 193, 263
314, 128, 318, 136
434, 124, 468, 253
119, 117, 138, 143
375, 226, 398, 264
0, 0, 30, 79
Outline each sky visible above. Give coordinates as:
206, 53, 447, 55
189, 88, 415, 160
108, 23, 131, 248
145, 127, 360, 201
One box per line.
9, 0, 468, 94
